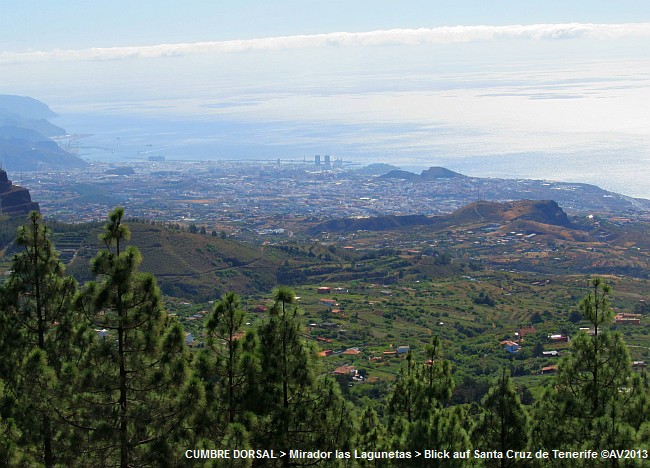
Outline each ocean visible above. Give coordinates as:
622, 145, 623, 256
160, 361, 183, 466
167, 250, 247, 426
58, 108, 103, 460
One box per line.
54, 113, 650, 200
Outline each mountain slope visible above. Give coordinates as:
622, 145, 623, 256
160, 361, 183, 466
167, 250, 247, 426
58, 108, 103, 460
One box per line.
63, 222, 282, 301
0, 94, 87, 171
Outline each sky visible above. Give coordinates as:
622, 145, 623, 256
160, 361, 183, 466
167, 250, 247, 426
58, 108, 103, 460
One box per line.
2, 1, 650, 196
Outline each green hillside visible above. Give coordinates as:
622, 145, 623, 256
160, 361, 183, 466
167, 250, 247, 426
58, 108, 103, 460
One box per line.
61, 222, 282, 301
3, 205, 650, 465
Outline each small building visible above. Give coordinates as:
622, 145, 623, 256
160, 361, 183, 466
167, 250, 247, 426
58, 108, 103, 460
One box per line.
333, 365, 357, 375
317, 287, 331, 294
549, 334, 569, 343
343, 348, 361, 355
541, 365, 558, 374
185, 332, 194, 345
614, 313, 641, 325
333, 365, 364, 382
396, 345, 410, 355
332, 309, 349, 319
95, 329, 108, 339
542, 350, 560, 358
318, 350, 333, 357
500, 340, 520, 354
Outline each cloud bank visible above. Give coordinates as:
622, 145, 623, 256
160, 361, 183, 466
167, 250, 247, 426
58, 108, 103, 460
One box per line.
3, 22, 650, 64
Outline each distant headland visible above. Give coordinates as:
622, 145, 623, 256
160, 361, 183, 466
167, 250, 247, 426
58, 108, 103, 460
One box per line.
0, 94, 87, 171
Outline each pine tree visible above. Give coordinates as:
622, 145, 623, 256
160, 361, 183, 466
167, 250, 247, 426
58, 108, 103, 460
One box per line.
0, 379, 24, 466
250, 286, 354, 466
192, 291, 258, 452
74, 207, 198, 467
420, 336, 454, 415
207, 292, 247, 425
386, 336, 470, 467
622, 371, 650, 435
531, 278, 637, 455
356, 406, 387, 456
387, 351, 420, 425
0, 212, 80, 466
471, 369, 529, 468
402, 406, 473, 468
387, 336, 454, 424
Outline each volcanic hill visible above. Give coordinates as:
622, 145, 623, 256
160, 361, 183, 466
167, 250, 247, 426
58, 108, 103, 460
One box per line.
307, 199, 574, 235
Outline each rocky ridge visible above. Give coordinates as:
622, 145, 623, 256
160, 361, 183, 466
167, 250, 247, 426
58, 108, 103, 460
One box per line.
0, 169, 40, 216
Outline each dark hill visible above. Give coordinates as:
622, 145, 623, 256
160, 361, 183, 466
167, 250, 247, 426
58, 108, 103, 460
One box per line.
420, 166, 467, 179
379, 166, 467, 181
355, 163, 400, 175
450, 200, 572, 228
378, 170, 421, 181
0, 169, 39, 216
306, 200, 573, 234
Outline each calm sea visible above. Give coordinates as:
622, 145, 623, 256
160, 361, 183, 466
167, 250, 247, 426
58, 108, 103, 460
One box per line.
55, 113, 650, 200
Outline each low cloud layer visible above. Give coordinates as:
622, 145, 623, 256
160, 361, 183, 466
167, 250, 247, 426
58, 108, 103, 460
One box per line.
3, 22, 650, 64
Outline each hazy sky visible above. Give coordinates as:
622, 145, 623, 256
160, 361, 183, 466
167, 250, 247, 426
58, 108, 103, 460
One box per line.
3, 1, 650, 49
2, 1, 650, 195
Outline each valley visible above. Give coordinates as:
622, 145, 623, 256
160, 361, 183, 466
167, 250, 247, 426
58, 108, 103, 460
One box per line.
4, 186, 648, 403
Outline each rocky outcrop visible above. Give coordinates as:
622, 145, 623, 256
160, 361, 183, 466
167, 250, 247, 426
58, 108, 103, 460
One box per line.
0, 169, 39, 216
